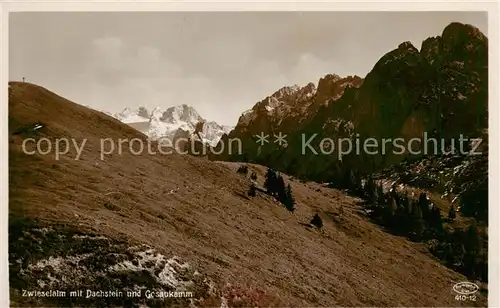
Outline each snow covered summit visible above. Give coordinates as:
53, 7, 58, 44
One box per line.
113, 105, 233, 147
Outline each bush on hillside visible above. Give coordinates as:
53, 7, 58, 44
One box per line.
310, 214, 323, 228
237, 165, 249, 174
248, 183, 256, 197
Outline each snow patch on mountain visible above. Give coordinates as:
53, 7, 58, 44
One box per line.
115, 107, 150, 124
195, 121, 234, 147
146, 105, 201, 140
265, 105, 275, 113
112, 105, 232, 146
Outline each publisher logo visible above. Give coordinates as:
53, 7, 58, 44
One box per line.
453, 282, 479, 295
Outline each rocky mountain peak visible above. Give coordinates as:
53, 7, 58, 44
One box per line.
398, 41, 418, 52
319, 73, 342, 84
420, 36, 441, 63
159, 104, 203, 124
441, 22, 487, 68
115, 107, 150, 123
315, 74, 363, 105
297, 82, 317, 102
137, 106, 149, 118
373, 41, 421, 72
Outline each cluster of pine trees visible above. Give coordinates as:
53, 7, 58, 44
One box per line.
236, 165, 294, 213
264, 168, 295, 212
352, 175, 487, 282
364, 179, 444, 241
328, 169, 363, 195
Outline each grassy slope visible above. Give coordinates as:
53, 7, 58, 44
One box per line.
8, 82, 486, 307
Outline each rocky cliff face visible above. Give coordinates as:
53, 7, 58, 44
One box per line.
211, 74, 363, 162
211, 22, 488, 182
234, 75, 363, 135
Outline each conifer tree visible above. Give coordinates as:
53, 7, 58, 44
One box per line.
376, 183, 385, 206
264, 168, 276, 195
401, 193, 409, 212
418, 193, 430, 219
406, 198, 414, 215
429, 204, 443, 231
465, 220, 482, 255
354, 170, 363, 195
365, 175, 377, 205
448, 205, 456, 222
276, 173, 285, 192
412, 202, 425, 239
342, 168, 355, 191
390, 197, 398, 217
284, 183, 296, 212
248, 183, 256, 197
276, 174, 288, 204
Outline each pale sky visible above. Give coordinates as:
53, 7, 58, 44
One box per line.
10, 12, 487, 126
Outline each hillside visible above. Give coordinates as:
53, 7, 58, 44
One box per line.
8, 82, 487, 307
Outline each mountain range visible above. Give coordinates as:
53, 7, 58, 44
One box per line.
8, 21, 489, 307
211, 22, 488, 182
112, 105, 233, 147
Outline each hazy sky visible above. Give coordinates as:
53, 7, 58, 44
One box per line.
10, 12, 487, 126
